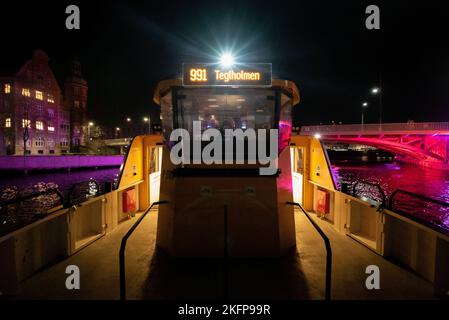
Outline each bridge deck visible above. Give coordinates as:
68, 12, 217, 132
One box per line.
301, 122, 449, 136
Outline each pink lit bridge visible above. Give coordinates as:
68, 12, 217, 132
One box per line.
300, 122, 449, 170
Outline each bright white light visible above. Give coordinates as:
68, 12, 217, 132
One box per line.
88, 122, 94, 126
371, 87, 380, 94
362, 102, 368, 107
314, 133, 321, 139
219, 53, 235, 67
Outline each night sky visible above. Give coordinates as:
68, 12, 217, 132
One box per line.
1, 0, 448, 128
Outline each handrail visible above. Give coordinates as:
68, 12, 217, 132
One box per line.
66, 179, 100, 206
286, 201, 332, 300
0, 187, 63, 207
352, 180, 386, 207
388, 188, 449, 210
119, 200, 167, 300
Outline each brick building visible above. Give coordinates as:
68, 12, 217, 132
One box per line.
0, 50, 88, 155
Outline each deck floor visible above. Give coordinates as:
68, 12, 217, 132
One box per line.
15, 209, 435, 300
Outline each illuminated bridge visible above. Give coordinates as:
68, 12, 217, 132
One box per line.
300, 122, 449, 169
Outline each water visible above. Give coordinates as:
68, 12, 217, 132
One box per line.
0, 167, 121, 236
332, 162, 449, 234
0, 167, 120, 198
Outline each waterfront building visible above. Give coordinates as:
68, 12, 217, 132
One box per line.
0, 50, 88, 155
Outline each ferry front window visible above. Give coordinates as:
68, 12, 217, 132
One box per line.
176, 88, 276, 134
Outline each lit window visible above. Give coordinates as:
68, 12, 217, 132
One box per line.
22, 88, 31, 97
36, 90, 43, 100
4, 83, 11, 94
74, 100, 80, 108
47, 94, 54, 103
36, 121, 44, 130
5, 118, 11, 128
22, 119, 31, 128
48, 123, 55, 132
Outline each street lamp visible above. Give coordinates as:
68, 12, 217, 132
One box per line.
361, 102, 368, 131
126, 117, 131, 123
115, 127, 121, 138
87, 122, 94, 142
143, 116, 151, 134
371, 86, 382, 130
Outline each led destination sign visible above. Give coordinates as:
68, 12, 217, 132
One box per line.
182, 63, 272, 87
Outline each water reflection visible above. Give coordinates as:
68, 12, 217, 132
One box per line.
332, 162, 449, 233
0, 167, 120, 236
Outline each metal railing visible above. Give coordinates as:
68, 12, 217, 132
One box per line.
0, 187, 63, 207
66, 179, 100, 206
352, 180, 386, 207
388, 189, 449, 210
0, 188, 64, 237
119, 200, 167, 300
388, 189, 449, 235
286, 201, 332, 300
301, 122, 449, 135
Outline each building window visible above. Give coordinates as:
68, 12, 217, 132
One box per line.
35, 137, 45, 147
60, 138, 69, 147
48, 124, 55, 132
4, 83, 11, 94
5, 118, 11, 128
22, 119, 31, 128
35, 90, 43, 100
22, 88, 31, 97
36, 105, 43, 115
47, 94, 54, 103
48, 108, 54, 118
48, 139, 55, 147
60, 123, 69, 132
36, 121, 44, 130
74, 100, 80, 108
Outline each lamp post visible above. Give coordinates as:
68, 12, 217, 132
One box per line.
115, 127, 121, 138
23, 103, 30, 156
371, 85, 382, 131
87, 122, 94, 142
125, 117, 132, 136
361, 102, 368, 131
143, 116, 151, 134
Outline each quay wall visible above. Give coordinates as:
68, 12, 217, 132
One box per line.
0, 155, 124, 171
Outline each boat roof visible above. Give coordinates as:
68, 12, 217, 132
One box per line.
153, 78, 300, 106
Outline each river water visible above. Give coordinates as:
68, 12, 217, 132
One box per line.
0, 167, 121, 198
331, 162, 449, 234
0, 167, 121, 236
